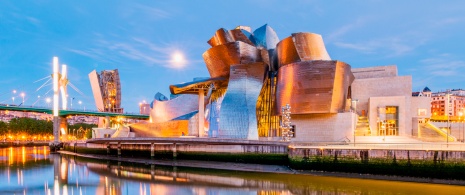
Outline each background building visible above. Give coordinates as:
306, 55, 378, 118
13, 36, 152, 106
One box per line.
89, 69, 123, 113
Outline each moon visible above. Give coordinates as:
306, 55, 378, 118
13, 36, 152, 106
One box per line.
170, 51, 187, 68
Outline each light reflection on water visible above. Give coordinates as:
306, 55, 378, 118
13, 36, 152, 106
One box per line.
0, 147, 464, 195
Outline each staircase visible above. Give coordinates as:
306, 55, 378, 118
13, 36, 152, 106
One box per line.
111, 126, 132, 138
355, 115, 371, 136
417, 122, 456, 142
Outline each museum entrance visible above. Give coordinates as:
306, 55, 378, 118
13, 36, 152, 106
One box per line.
377, 106, 399, 136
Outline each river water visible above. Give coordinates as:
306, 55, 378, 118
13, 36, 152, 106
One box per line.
0, 147, 465, 195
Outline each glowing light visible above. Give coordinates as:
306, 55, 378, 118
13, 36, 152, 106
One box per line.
170, 51, 187, 68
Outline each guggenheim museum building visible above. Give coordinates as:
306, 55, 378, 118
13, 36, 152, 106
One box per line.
130, 24, 431, 142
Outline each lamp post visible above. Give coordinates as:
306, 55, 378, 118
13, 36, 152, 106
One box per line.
46, 98, 51, 108
351, 99, 359, 146
12, 90, 16, 104
78, 101, 82, 109
459, 112, 463, 142
20, 92, 25, 105
446, 90, 450, 147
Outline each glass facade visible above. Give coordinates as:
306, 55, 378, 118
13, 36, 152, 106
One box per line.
256, 75, 280, 137
378, 106, 399, 136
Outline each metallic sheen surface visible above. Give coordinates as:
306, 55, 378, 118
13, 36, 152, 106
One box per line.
218, 62, 266, 140
207, 28, 234, 47
169, 77, 226, 95
276, 60, 354, 114
203, 41, 262, 78
253, 24, 279, 49
150, 94, 198, 123
276, 33, 331, 67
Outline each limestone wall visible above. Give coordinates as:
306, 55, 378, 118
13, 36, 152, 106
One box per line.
290, 112, 356, 142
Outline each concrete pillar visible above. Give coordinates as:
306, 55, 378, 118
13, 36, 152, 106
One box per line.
150, 164, 155, 180
53, 117, 60, 144
106, 143, 110, 155
117, 161, 121, 176
150, 143, 155, 159
172, 143, 177, 159
105, 116, 110, 129
198, 89, 205, 137
172, 166, 177, 181
117, 142, 121, 157
60, 116, 68, 141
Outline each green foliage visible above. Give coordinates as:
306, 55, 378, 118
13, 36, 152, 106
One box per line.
68, 123, 96, 139
7, 117, 52, 136
0, 121, 8, 135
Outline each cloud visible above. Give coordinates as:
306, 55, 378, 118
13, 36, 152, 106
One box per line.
432, 17, 464, 27
333, 31, 429, 57
327, 17, 370, 41
67, 36, 193, 69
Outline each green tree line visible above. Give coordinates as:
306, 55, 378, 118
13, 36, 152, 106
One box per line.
0, 117, 96, 139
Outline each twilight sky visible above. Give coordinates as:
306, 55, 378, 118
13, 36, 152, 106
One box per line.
1, 0, 465, 112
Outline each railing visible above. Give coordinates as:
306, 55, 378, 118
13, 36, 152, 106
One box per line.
0, 104, 147, 116
426, 121, 456, 141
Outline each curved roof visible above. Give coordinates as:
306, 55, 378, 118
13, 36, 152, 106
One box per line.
169, 77, 227, 95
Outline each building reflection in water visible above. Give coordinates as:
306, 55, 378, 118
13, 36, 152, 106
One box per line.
1, 147, 465, 194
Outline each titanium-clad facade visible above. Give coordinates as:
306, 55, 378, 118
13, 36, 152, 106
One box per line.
203, 41, 262, 78
143, 24, 357, 141
218, 62, 267, 139
150, 94, 198, 123
276, 60, 354, 114
276, 33, 331, 67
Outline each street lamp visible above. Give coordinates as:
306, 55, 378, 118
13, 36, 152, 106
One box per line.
12, 97, 15, 104
78, 101, 82, 109
20, 92, 25, 105
459, 112, 463, 142
46, 98, 51, 108
351, 99, 359, 146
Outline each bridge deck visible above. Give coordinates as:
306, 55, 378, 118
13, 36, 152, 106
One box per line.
0, 105, 149, 119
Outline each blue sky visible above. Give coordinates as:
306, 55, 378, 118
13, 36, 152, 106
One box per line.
1, 0, 465, 112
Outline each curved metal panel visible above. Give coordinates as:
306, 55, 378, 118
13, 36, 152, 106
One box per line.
150, 94, 198, 123
276, 32, 331, 67
293, 33, 331, 61
253, 24, 279, 49
276, 60, 354, 114
276, 36, 300, 67
229, 29, 255, 46
207, 28, 234, 47
154, 92, 168, 101
202, 41, 262, 78
218, 62, 266, 140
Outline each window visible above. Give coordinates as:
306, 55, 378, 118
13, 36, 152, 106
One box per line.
418, 109, 427, 116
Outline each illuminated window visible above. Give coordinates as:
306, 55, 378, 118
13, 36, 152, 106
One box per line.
418, 109, 427, 116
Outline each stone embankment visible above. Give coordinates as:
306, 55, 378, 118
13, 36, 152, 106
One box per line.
62, 138, 465, 180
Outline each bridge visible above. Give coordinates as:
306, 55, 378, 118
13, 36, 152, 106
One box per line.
1, 56, 152, 149
0, 104, 149, 119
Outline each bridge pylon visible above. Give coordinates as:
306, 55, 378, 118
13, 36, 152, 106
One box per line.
50, 56, 69, 152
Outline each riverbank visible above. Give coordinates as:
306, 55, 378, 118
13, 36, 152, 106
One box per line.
61, 138, 465, 182
0, 141, 49, 148
58, 150, 465, 186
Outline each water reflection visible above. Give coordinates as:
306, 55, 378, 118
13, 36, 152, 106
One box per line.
0, 147, 464, 194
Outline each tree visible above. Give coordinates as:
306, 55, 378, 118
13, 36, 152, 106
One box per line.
0, 121, 8, 135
